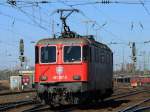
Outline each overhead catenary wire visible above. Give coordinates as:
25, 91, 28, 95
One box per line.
7, 0, 55, 6
69, 0, 150, 6
2, 0, 149, 42
139, 0, 150, 16
5, 1, 51, 32
92, 5, 118, 23
2, 1, 150, 38
0, 24, 30, 41
13, 6, 49, 31
0, 10, 49, 32
3, 0, 150, 34
2, 0, 150, 7
1, 3, 50, 26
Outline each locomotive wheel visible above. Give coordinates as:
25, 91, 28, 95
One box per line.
49, 95, 61, 107
35, 95, 41, 103
73, 97, 87, 104
36, 93, 43, 102
93, 95, 100, 103
49, 101, 61, 108
100, 97, 104, 102
93, 98, 99, 103
36, 95, 46, 104
73, 97, 80, 104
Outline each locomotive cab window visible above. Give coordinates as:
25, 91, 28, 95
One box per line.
41, 46, 56, 63
64, 46, 81, 62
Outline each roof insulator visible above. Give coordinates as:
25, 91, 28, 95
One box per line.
7, 0, 16, 6
41, 1, 49, 3
102, 0, 110, 4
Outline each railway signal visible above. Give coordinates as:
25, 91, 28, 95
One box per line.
129, 42, 137, 73
19, 39, 25, 67
19, 39, 24, 56
131, 42, 137, 63
109, 41, 137, 73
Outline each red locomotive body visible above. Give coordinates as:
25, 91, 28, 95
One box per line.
35, 37, 113, 105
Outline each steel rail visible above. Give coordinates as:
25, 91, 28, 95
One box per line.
22, 107, 50, 112
111, 89, 149, 100
55, 89, 150, 112
112, 90, 137, 97
45, 90, 149, 112
112, 87, 150, 98
0, 89, 36, 96
22, 104, 50, 112
133, 106, 150, 112
19, 89, 150, 112
0, 99, 34, 111
118, 98, 150, 112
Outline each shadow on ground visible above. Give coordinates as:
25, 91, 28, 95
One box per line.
50, 99, 130, 111
78, 99, 130, 110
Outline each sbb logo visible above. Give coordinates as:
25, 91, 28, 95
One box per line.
56, 66, 64, 75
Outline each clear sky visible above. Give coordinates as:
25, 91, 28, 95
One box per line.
0, 0, 150, 70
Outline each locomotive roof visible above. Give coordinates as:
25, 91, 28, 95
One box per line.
36, 37, 111, 51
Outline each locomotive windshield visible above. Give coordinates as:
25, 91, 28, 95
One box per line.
64, 46, 81, 62
41, 46, 56, 63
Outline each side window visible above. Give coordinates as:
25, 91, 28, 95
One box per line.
101, 50, 105, 64
92, 47, 95, 62
106, 53, 109, 64
89, 47, 92, 62
96, 48, 98, 62
83, 45, 89, 61
35, 46, 39, 64
98, 49, 100, 63
95, 47, 97, 62
111, 53, 113, 65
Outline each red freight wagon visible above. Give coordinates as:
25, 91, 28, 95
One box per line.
130, 77, 150, 87
130, 78, 138, 87
140, 77, 150, 83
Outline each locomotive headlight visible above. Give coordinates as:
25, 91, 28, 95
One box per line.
73, 75, 81, 80
40, 75, 48, 81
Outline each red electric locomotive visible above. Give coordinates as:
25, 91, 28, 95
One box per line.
34, 9, 113, 105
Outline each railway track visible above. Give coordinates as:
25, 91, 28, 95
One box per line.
0, 87, 149, 112
0, 99, 35, 111
112, 86, 149, 97
0, 89, 36, 96
110, 88, 149, 100
58, 88, 150, 112
118, 98, 150, 112
20, 88, 150, 112
22, 104, 50, 112
133, 106, 150, 112
112, 89, 137, 97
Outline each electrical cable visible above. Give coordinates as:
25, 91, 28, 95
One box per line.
69, 0, 150, 6
139, 0, 150, 16
0, 10, 49, 32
